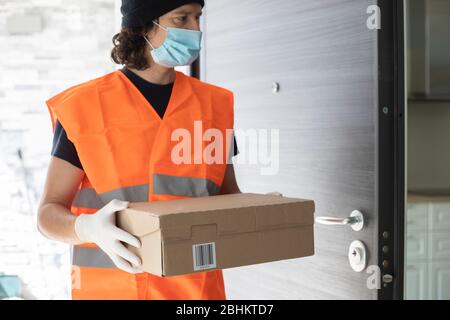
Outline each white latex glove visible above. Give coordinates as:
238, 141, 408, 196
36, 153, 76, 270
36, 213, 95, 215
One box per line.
74, 199, 143, 274
266, 191, 283, 197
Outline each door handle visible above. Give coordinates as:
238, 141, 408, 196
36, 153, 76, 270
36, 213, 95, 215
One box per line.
315, 210, 364, 231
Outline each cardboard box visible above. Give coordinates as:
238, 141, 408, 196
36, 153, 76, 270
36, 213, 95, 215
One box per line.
117, 193, 315, 277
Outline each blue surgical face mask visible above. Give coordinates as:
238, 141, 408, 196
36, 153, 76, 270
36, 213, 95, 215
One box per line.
144, 20, 202, 68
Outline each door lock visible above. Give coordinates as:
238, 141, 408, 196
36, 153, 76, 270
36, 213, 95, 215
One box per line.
348, 240, 368, 272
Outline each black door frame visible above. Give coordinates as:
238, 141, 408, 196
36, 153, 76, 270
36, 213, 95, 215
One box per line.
377, 0, 405, 300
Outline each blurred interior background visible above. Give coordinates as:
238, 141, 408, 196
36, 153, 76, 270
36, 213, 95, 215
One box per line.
0, 0, 127, 300
405, 0, 450, 300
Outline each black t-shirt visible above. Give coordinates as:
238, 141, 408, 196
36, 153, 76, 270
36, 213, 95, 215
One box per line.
51, 67, 239, 170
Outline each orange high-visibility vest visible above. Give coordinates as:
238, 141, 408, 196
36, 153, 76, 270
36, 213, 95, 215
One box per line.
45, 69, 234, 300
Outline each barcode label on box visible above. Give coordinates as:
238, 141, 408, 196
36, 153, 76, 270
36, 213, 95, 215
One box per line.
192, 242, 216, 271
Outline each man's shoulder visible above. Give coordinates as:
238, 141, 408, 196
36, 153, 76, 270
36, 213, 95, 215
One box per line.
47, 70, 118, 103
186, 74, 233, 98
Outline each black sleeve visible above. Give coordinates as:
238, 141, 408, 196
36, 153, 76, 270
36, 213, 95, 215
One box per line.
51, 120, 83, 170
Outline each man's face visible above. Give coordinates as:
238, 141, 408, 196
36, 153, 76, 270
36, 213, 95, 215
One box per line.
147, 3, 203, 50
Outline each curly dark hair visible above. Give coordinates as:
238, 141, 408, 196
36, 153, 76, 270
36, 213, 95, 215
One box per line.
110, 19, 158, 70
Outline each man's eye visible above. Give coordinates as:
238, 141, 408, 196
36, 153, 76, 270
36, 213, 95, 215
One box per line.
175, 16, 187, 22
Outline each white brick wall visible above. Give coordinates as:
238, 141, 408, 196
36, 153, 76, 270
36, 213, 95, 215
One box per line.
0, 0, 119, 299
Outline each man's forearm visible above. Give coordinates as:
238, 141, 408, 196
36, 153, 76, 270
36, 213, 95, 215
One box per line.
37, 203, 82, 245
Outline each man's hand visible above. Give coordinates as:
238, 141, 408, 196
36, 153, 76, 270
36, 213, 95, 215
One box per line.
75, 199, 143, 274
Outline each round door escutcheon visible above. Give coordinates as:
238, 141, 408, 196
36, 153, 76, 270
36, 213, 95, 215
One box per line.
349, 210, 364, 231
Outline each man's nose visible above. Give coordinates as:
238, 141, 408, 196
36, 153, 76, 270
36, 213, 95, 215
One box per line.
187, 18, 201, 31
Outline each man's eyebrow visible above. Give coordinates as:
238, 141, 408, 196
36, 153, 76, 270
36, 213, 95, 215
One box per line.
172, 10, 203, 15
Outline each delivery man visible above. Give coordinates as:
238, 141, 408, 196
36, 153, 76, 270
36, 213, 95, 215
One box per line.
37, 0, 242, 300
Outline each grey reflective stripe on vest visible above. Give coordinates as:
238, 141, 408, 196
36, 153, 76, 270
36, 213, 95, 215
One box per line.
72, 246, 117, 269
152, 174, 221, 197
72, 184, 149, 209
72, 176, 220, 209
72, 188, 104, 209
98, 184, 149, 205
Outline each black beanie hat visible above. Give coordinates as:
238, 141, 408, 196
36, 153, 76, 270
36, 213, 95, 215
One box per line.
121, 0, 205, 28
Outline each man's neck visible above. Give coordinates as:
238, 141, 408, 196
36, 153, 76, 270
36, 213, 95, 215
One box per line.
127, 65, 176, 85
